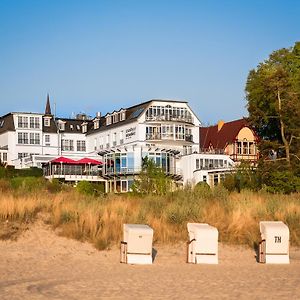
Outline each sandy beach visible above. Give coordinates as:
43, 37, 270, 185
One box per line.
0, 221, 299, 300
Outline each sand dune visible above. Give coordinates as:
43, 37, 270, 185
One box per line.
0, 221, 299, 300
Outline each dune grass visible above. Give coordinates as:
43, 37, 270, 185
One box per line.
0, 179, 299, 249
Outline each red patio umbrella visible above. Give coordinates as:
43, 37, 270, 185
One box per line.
50, 156, 77, 164
76, 158, 103, 165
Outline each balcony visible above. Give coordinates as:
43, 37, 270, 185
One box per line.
146, 133, 193, 142
199, 148, 225, 154
146, 114, 194, 124
104, 166, 181, 178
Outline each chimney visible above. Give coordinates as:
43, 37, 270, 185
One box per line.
218, 120, 224, 131
45, 94, 52, 115
96, 112, 101, 118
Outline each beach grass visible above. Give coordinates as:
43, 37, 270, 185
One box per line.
0, 179, 299, 249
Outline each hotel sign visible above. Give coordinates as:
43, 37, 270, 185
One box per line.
125, 127, 136, 139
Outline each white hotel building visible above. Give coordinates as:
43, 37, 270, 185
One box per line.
0, 97, 234, 192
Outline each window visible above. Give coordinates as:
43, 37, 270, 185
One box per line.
30, 117, 40, 128
2, 153, 7, 162
106, 115, 112, 126
18, 132, 28, 144
99, 137, 104, 149
112, 132, 117, 146
77, 140, 86, 152
175, 125, 185, 140
120, 131, 124, 144
18, 116, 28, 128
249, 142, 254, 155
113, 113, 119, 123
237, 142, 242, 154
58, 122, 65, 131
45, 134, 50, 145
121, 180, 127, 192
70, 124, 74, 130
196, 159, 200, 169
76, 125, 80, 130
203, 175, 207, 182
183, 145, 192, 155
161, 125, 173, 139
120, 111, 126, 121
62, 139, 74, 151
30, 133, 40, 144
94, 120, 99, 129
82, 124, 87, 133
214, 174, 219, 186
106, 134, 110, 148
44, 118, 50, 127
243, 141, 248, 154
18, 153, 28, 159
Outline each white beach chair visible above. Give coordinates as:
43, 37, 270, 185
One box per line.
187, 223, 218, 264
120, 224, 153, 265
259, 221, 290, 264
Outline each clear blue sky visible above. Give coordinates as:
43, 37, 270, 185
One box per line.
0, 0, 299, 124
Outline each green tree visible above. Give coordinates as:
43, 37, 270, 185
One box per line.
132, 156, 172, 195
246, 42, 300, 169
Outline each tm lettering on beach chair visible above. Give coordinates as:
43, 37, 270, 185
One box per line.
259, 221, 290, 264
120, 224, 153, 265
187, 223, 218, 264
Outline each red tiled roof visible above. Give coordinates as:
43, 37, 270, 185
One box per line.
200, 119, 255, 149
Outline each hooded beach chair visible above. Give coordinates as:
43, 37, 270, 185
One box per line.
120, 224, 153, 265
187, 223, 218, 264
258, 221, 289, 264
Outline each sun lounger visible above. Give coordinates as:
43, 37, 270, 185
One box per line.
187, 223, 218, 264
120, 224, 153, 264
259, 221, 289, 264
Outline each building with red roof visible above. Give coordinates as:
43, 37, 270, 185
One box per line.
200, 119, 259, 162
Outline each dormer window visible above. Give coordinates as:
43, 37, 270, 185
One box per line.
44, 118, 50, 127
106, 115, 112, 126
93, 119, 100, 129
58, 121, 65, 131
82, 122, 87, 133
113, 113, 119, 123
120, 111, 126, 121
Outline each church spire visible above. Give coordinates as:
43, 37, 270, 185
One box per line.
45, 94, 52, 115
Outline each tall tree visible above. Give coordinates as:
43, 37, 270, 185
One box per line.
246, 42, 300, 169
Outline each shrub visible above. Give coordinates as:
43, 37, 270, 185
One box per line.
0, 167, 5, 179
10, 177, 46, 192
46, 179, 62, 193
194, 182, 212, 198
76, 181, 95, 195
265, 171, 299, 194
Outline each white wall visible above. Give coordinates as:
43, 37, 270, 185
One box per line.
178, 153, 234, 185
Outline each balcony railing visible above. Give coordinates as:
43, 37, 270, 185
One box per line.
199, 148, 225, 154
146, 133, 193, 142
146, 114, 194, 123
104, 167, 181, 177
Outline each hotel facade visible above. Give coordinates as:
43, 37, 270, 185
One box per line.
0, 97, 235, 192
